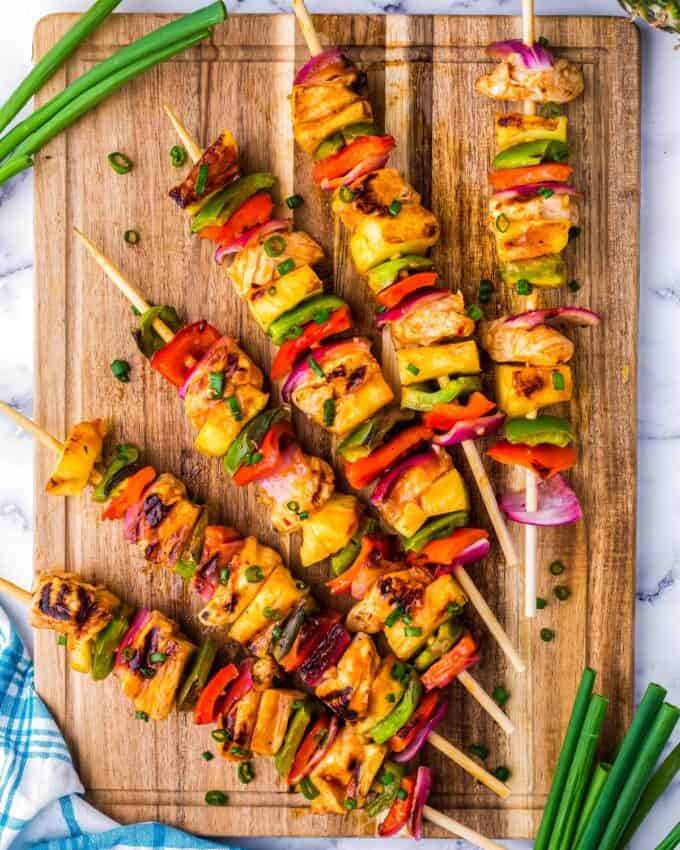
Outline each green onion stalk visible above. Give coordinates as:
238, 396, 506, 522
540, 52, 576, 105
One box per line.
0, 31, 208, 188
653, 821, 680, 850
0, 0, 123, 136
572, 762, 611, 849
0, 1, 226, 164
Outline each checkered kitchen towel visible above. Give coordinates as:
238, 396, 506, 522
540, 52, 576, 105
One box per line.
0, 603, 242, 850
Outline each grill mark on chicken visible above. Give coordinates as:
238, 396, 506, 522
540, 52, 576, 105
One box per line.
39, 582, 71, 621
322, 687, 356, 720
513, 370, 546, 398
143, 494, 169, 528
377, 576, 424, 612
346, 365, 367, 391
325, 364, 346, 381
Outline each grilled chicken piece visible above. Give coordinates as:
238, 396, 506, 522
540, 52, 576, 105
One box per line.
251, 688, 306, 756
346, 566, 432, 633
45, 419, 107, 496
198, 536, 282, 628
229, 230, 325, 300
30, 571, 119, 641
290, 338, 394, 436
183, 336, 265, 431
495, 219, 571, 263
229, 564, 308, 644
256, 442, 335, 534
480, 319, 574, 365
490, 192, 576, 225
357, 654, 407, 734
124, 473, 202, 569
315, 632, 380, 721
292, 82, 363, 130
332, 168, 421, 230
390, 291, 476, 348
310, 725, 387, 814
169, 131, 239, 209
476, 53, 584, 103
115, 610, 195, 721
379, 447, 453, 538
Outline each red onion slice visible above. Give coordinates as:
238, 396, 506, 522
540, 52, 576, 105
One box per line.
214, 218, 291, 263
115, 608, 150, 668
177, 334, 229, 400
501, 473, 582, 526
303, 715, 340, 777
487, 39, 555, 70
432, 412, 505, 447
370, 449, 437, 504
393, 697, 448, 764
433, 539, 492, 577
294, 48, 344, 86
219, 659, 254, 718
319, 153, 390, 191
492, 182, 581, 201
410, 765, 433, 840
502, 306, 601, 330
375, 287, 448, 326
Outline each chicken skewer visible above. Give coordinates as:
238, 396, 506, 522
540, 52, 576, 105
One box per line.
285, 1, 520, 578
0, 572, 506, 849
162, 107, 525, 676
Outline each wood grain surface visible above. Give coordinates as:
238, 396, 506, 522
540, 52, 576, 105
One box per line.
32, 12, 639, 839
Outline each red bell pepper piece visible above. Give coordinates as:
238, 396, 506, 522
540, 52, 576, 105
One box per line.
343, 424, 433, 489
489, 162, 573, 191
312, 135, 395, 184
421, 633, 479, 692
193, 663, 239, 725
280, 611, 342, 673
198, 191, 273, 246
232, 421, 295, 486
150, 320, 222, 388
418, 528, 489, 565
378, 774, 416, 837
389, 690, 441, 753
325, 533, 395, 598
101, 466, 156, 521
487, 440, 577, 480
423, 393, 496, 431
270, 306, 353, 381
377, 273, 439, 309
287, 714, 331, 784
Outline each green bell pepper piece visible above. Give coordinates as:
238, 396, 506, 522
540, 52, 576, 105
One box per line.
175, 507, 210, 580
268, 294, 347, 346
493, 139, 570, 170
500, 254, 567, 288
367, 255, 435, 294
403, 511, 469, 552
90, 604, 133, 681
504, 415, 574, 448
91, 443, 140, 503
338, 409, 415, 463
365, 761, 406, 819
272, 597, 318, 663
176, 637, 218, 711
414, 618, 464, 672
401, 376, 482, 412
224, 407, 289, 477
342, 123, 380, 142
369, 668, 422, 745
275, 700, 313, 777
330, 517, 379, 576
314, 132, 345, 161
190, 173, 277, 233
133, 305, 183, 359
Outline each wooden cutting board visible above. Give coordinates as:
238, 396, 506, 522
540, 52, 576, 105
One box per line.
32, 12, 639, 839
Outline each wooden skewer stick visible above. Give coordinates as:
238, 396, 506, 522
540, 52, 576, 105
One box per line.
458, 669, 515, 736
163, 105, 203, 163
0, 576, 32, 605
423, 805, 508, 850
291, 0, 323, 56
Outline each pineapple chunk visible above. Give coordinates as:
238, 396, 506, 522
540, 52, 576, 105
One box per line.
349, 204, 440, 273
420, 468, 469, 518
293, 99, 373, 155
397, 341, 481, 385
495, 219, 570, 263
357, 655, 406, 734
248, 265, 323, 332
333, 372, 394, 437
194, 387, 269, 457
496, 364, 572, 416
46, 419, 107, 496
299, 494, 361, 567
495, 113, 567, 151
229, 565, 306, 644
67, 635, 93, 674
251, 688, 305, 756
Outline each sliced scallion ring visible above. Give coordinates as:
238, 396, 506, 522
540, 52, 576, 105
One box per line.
264, 234, 286, 257
108, 151, 133, 174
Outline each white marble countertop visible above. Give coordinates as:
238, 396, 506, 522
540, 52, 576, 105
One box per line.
0, 1, 678, 848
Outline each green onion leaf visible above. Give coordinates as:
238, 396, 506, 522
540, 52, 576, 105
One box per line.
554, 585, 570, 601
108, 151, 133, 174
57, 634, 67, 646
264, 234, 286, 257
204, 790, 227, 806
209, 371, 224, 399
245, 565, 264, 583
263, 607, 281, 620
467, 304, 483, 321
550, 560, 566, 575
195, 163, 208, 195
277, 258, 295, 276
536, 597, 548, 610
338, 186, 355, 203
388, 200, 402, 216
226, 396, 242, 421
323, 398, 336, 427
110, 359, 130, 383
540, 628, 555, 642
285, 193, 304, 209
516, 279, 533, 296
307, 356, 324, 378
406, 363, 420, 376
552, 370, 566, 391
238, 762, 255, 784
135, 710, 149, 721
202, 750, 214, 761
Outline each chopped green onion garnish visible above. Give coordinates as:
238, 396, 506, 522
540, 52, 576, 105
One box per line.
516, 279, 533, 296
479, 279, 494, 295
397, 788, 408, 801
492, 685, 509, 707
204, 790, 227, 806
298, 510, 309, 521
538, 101, 561, 119
447, 602, 462, 616
323, 398, 336, 427
537, 35, 549, 46
57, 634, 67, 646
263, 607, 281, 620
226, 396, 242, 421
202, 751, 214, 761
338, 186, 355, 203
493, 765, 511, 782
552, 370, 566, 391
285, 193, 304, 209
277, 258, 295, 276
540, 628, 555, 643
307, 356, 324, 378
538, 187, 555, 199
238, 762, 255, 784
264, 235, 286, 257
248, 451, 263, 466
406, 363, 420, 376
287, 500, 300, 512
219, 567, 230, 585
402, 614, 412, 624
404, 625, 422, 637
467, 304, 483, 321
380, 771, 395, 786
550, 560, 566, 575
391, 662, 407, 681
135, 710, 149, 721
568, 279, 580, 292
195, 163, 208, 195
386, 693, 396, 703
295, 580, 308, 590
245, 565, 264, 583
209, 371, 224, 399
110, 359, 130, 383
385, 605, 405, 628
124, 229, 140, 245
108, 151, 133, 174
343, 798, 357, 811
299, 777, 320, 800
291, 699, 305, 711
139, 667, 156, 679
272, 625, 284, 640
536, 597, 548, 610
268, 285, 277, 295
388, 200, 402, 216
170, 145, 186, 167
468, 744, 489, 760
554, 585, 570, 601
149, 652, 167, 664
122, 647, 136, 661
211, 729, 229, 743
495, 213, 510, 233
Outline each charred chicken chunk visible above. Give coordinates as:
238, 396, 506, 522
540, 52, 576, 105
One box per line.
30, 571, 119, 641
390, 291, 476, 348
480, 319, 574, 366
315, 632, 380, 721
332, 168, 421, 230
169, 131, 239, 209
476, 43, 584, 103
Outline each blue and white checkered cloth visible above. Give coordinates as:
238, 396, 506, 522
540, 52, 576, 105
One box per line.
0, 603, 241, 850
